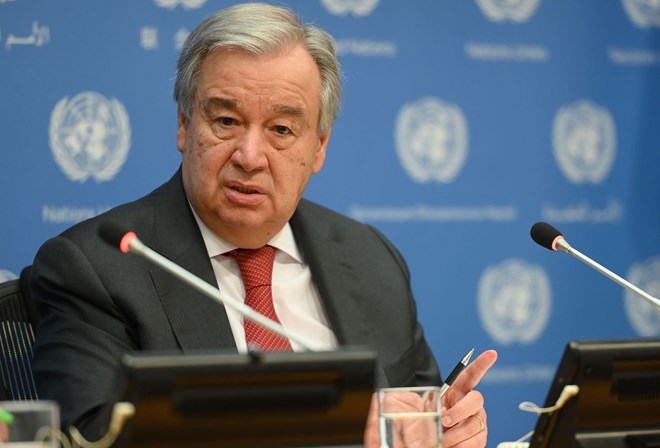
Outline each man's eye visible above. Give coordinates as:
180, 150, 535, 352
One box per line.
274, 125, 291, 135
217, 117, 236, 126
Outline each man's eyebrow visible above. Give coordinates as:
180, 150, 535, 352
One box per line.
273, 103, 306, 117
204, 97, 238, 110
203, 98, 305, 117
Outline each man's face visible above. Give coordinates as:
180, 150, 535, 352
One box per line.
177, 45, 331, 248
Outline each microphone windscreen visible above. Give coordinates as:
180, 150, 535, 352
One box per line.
98, 221, 131, 248
530, 222, 563, 250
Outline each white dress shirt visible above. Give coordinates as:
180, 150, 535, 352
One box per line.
191, 209, 339, 353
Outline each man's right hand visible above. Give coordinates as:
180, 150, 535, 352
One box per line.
0, 421, 9, 444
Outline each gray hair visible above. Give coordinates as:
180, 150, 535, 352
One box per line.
174, 2, 341, 135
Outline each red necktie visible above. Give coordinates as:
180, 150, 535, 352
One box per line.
228, 246, 292, 351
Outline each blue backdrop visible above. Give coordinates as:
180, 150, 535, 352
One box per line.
2, 0, 660, 445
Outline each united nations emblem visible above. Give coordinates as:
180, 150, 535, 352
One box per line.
622, 0, 660, 28
475, 0, 541, 23
478, 259, 551, 345
624, 257, 660, 336
153, 0, 206, 10
49, 91, 131, 183
395, 97, 469, 184
0, 269, 18, 283
552, 100, 616, 184
320, 0, 380, 16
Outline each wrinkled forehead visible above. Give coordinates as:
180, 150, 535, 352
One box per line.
195, 45, 322, 119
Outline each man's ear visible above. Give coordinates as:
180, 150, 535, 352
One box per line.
312, 128, 332, 174
176, 106, 189, 154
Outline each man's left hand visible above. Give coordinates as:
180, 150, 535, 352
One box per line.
363, 350, 498, 448
441, 350, 498, 448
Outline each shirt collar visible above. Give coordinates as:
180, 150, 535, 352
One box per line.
190, 205, 303, 263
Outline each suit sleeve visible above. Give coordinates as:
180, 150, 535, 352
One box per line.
31, 236, 137, 439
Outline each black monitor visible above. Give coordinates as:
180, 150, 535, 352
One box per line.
115, 348, 377, 448
530, 339, 660, 448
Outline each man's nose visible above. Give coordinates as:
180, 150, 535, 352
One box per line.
231, 127, 268, 172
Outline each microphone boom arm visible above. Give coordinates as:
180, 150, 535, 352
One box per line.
556, 239, 660, 310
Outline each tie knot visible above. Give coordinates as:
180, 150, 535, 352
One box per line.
228, 245, 276, 289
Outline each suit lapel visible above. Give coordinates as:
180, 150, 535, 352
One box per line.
291, 201, 389, 385
146, 170, 237, 352
290, 201, 372, 348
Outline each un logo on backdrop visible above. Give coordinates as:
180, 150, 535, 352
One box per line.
624, 257, 660, 336
0, 269, 18, 282
49, 91, 131, 183
552, 100, 616, 184
154, 0, 206, 10
395, 97, 469, 183
475, 0, 541, 23
622, 0, 660, 28
478, 259, 551, 345
320, 0, 380, 16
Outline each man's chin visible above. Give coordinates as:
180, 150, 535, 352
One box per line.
209, 212, 282, 245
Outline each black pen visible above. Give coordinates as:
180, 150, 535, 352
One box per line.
439, 348, 474, 397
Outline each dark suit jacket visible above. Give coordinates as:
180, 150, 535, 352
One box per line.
31, 168, 440, 438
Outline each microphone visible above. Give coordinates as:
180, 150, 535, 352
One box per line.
530, 222, 660, 310
98, 222, 319, 351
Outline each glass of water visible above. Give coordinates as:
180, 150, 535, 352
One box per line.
0, 401, 60, 448
378, 386, 442, 448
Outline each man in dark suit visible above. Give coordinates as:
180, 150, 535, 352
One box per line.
31, 3, 497, 447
